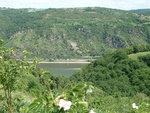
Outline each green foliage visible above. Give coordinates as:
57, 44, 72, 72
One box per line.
0, 7, 150, 59
112, 49, 128, 63
138, 53, 150, 68
25, 83, 94, 113
0, 46, 150, 113
0, 42, 38, 113
70, 49, 150, 97
0, 41, 150, 112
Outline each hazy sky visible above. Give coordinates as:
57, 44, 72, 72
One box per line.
0, 0, 149, 10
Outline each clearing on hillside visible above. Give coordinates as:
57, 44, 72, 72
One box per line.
128, 51, 150, 60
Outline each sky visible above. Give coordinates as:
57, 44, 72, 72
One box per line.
0, 0, 149, 10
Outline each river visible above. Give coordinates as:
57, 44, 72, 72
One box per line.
38, 62, 90, 77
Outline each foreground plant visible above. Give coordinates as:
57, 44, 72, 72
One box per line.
0, 39, 37, 113
26, 82, 94, 113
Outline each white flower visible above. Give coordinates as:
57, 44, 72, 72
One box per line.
86, 88, 93, 93
0, 56, 2, 59
132, 103, 138, 109
90, 109, 95, 113
59, 99, 72, 111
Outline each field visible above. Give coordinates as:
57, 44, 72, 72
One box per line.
128, 51, 150, 60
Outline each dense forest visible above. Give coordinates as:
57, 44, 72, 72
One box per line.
71, 45, 150, 97
0, 7, 150, 60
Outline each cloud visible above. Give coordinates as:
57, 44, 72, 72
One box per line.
0, 0, 50, 8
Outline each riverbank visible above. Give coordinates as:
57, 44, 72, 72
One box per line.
52, 58, 95, 62
28, 58, 95, 64
39, 62, 90, 64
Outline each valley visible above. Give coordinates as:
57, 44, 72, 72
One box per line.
0, 7, 150, 113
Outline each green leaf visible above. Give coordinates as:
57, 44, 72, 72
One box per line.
78, 101, 88, 108
72, 88, 79, 92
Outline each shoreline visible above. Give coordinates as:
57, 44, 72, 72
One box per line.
39, 61, 90, 64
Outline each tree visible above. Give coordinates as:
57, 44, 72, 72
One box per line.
0, 39, 34, 113
112, 49, 128, 63
138, 54, 150, 67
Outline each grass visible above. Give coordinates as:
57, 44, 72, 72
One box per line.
128, 51, 150, 60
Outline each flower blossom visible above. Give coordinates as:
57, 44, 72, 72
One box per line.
90, 109, 96, 113
86, 88, 93, 93
132, 103, 138, 109
59, 99, 72, 111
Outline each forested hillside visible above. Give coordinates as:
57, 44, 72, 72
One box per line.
70, 45, 150, 97
0, 7, 150, 60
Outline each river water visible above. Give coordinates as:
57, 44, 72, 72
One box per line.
38, 62, 90, 77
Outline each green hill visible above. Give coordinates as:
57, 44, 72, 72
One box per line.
0, 7, 150, 60
70, 49, 150, 97
130, 9, 150, 15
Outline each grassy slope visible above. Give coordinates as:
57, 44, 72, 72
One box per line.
128, 51, 150, 60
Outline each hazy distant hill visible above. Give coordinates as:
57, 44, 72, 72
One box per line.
130, 9, 150, 15
0, 7, 150, 60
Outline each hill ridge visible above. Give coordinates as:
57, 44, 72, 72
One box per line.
0, 7, 150, 60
